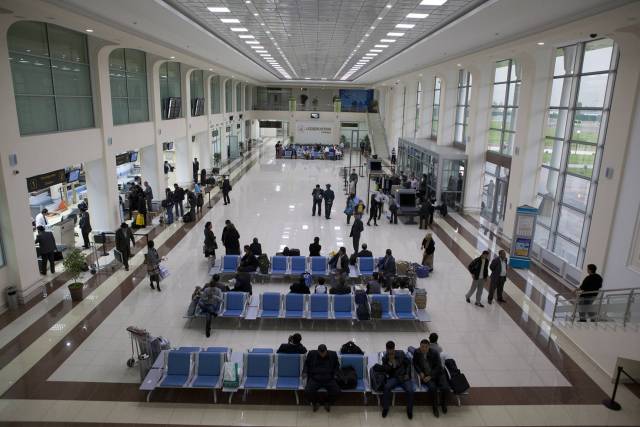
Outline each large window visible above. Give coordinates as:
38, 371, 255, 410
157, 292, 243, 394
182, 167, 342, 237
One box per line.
414, 81, 422, 138
159, 62, 182, 119
0, 231, 5, 268
8, 21, 94, 135
109, 48, 148, 125
225, 79, 233, 113
535, 39, 618, 266
236, 83, 242, 112
245, 84, 251, 111
489, 59, 520, 155
401, 86, 407, 138
431, 77, 441, 140
454, 70, 472, 146
210, 76, 221, 114
189, 70, 204, 117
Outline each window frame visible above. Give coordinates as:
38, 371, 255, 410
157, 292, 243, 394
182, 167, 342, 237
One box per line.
430, 77, 441, 140
414, 80, 422, 138
454, 69, 472, 146
488, 59, 520, 155
109, 48, 149, 125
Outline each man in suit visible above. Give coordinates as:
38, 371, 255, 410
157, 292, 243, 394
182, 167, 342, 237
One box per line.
221, 220, 241, 255
466, 250, 490, 307
115, 222, 135, 271
349, 217, 364, 253
367, 195, 378, 226
576, 264, 603, 322
172, 184, 185, 218
378, 249, 396, 290
192, 158, 199, 183
357, 243, 373, 258
35, 226, 57, 274
488, 250, 508, 304
143, 181, 153, 214
304, 344, 340, 412
381, 341, 414, 419
413, 339, 448, 417
323, 184, 335, 219
311, 184, 324, 217
309, 237, 321, 257
78, 206, 92, 249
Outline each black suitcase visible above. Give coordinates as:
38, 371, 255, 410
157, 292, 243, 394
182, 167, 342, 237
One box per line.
449, 372, 470, 394
288, 248, 301, 256
182, 212, 194, 223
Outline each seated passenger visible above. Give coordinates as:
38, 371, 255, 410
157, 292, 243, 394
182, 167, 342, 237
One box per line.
357, 243, 373, 258
309, 237, 322, 257
329, 277, 351, 295
429, 332, 443, 354
238, 245, 259, 272
304, 344, 340, 412
378, 249, 397, 289
392, 281, 412, 295
413, 339, 449, 417
277, 333, 307, 354
209, 274, 229, 292
290, 275, 311, 294
249, 238, 262, 256
381, 341, 414, 419
366, 272, 382, 294
233, 273, 253, 295
329, 247, 350, 277
198, 283, 223, 337
278, 246, 291, 257
314, 277, 328, 294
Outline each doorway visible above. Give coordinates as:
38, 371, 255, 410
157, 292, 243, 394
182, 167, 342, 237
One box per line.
481, 161, 509, 226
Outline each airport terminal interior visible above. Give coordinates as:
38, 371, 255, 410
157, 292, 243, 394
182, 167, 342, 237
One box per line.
0, 0, 640, 425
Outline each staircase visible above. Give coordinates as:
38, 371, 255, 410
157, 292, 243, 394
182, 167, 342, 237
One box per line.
367, 112, 391, 163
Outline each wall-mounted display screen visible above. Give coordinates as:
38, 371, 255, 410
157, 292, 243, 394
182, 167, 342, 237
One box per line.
310, 113, 320, 119
129, 151, 138, 162
339, 89, 374, 112
67, 169, 80, 183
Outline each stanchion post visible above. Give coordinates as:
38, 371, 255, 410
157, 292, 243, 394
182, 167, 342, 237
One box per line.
602, 366, 623, 410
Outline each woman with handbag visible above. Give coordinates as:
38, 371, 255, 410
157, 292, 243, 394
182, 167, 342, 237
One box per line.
203, 221, 218, 261
421, 232, 435, 270
145, 240, 162, 292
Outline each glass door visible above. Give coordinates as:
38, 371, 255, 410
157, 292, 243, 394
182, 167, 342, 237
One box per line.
481, 161, 509, 225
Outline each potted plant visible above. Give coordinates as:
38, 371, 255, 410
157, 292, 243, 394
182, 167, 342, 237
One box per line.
63, 248, 86, 302
213, 152, 221, 165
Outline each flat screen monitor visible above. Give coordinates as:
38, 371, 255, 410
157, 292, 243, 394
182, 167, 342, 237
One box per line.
310, 113, 320, 119
369, 160, 382, 172
67, 169, 80, 183
398, 192, 416, 208
129, 151, 138, 162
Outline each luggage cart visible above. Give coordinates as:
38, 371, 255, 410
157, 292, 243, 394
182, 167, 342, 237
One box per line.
126, 326, 152, 368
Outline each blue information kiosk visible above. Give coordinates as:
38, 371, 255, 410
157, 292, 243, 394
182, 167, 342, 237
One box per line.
509, 205, 538, 269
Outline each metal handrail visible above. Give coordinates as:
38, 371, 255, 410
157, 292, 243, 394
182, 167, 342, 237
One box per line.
367, 111, 390, 159
552, 287, 638, 326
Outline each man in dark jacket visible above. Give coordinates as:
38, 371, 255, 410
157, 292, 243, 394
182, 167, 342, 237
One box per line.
221, 220, 241, 255
249, 238, 262, 256
277, 333, 307, 354
311, 184, 324, 217
357, 243, 373, 258
413, 339, 448, 417
419, 200, 432, 229
309, 237, 321, 256
35, 226, 57, 274
232, 273, 252, 295
192, 157, 199, 183
323, 184, 335, 219
78, 207, 92, 249
381, 341, 414, 419
127, 185, 138, 220
378, 249, 396, 290
115, 222, 135, 271
221, 176, 232, 205
238, 245, 258, 272
329, 247, 350, 277
143, 181, 153, 214
367, 196, 378, 226
466, 250, 490, 307
173, 184, 185, 217
488, 250, 508, 304
136, 190, 148, 227
304, 344, 340, 412
349, 217, 364, 253
290, 275, 311, 294
577, 264, 603, 322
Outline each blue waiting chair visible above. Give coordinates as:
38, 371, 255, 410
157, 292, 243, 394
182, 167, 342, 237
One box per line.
309, 294, 330, 319
221, 292, 248, 318
333, 294, 354, 319
310, 256, 328, 276
221, 255, 240, 273
177, 347, 201, 352
259, 292, 281, 318
290, 256, 307, 275
191, 352, 224, 402
249, 348, 274, 353
339, 354, 368, 403
370, 294, 394, 320
357, 257, 375, 276
274, 353, 304, 404
160, 351, 192, 387
271, 256, 288, 276
242, 352, 273, 400
284, 293, 305, 318
205, 347, 230, 361
393, 294, 417, 320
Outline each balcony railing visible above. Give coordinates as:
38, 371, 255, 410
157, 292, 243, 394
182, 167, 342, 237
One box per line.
552, 287, 640, 326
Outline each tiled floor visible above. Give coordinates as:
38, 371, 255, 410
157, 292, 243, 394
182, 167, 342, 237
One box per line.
0, 138, 639, 426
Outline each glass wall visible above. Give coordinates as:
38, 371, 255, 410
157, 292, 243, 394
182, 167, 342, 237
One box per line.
481, 162, 509, 225
236, 83, 242, 112
488, 59, 520, 155
109, 48, 148, 125
414, 81, 422, 138
245, 84, 251, 111
189, 70, 204, 117
210, 76, 221, 114
401, 86, 407, 138
225, 79, 233, 113
253, 87, 291, 110
454, 70, 472, 146
535, 39, 618, 266
159, 62, 182, 119
431, 77, 441, 140
8, 21, 94, 135
442, 159, 466, 210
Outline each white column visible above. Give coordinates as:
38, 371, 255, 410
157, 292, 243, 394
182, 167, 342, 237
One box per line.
84, 157, 119, 231
139, 144, 163, 200
174, 136, 191, 183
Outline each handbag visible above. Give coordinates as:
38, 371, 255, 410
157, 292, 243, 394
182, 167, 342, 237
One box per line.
135, 213, 145, 226
159, 265, 170, 280
223, 361, 240, 388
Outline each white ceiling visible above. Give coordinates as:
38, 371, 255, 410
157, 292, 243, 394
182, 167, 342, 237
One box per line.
44, 0, 634, 85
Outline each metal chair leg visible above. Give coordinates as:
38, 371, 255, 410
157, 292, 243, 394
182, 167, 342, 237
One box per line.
295, 390, 299, 405
213, 389, 217, 404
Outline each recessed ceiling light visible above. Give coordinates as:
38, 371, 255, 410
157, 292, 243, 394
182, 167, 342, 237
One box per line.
420, 0, 447, 5
220, 18, 240, 23
365, 34, 370, 37
260, 23, 265, 26
396, 23, 415, 29
85, 28, 94, 33
169, 56, 175, 59
386, 4, 392, 8
250, 46, 263, 49
230, 27, 248, 32
380, 39, 396, 43
378, 17, 383, 20
370, 26, 375, 29
246, 40, 259, 44
209, 68, 213, 71
370, 49, 382, 52
537, 42, 545, 46
245, 0, 251, 3
238, 34, 254, 38
375, 44, 388, 48
207, 7, 230, 13
265, 31, 270, 34
387, 32, 405, 37
456, 63, 462, 67
261, 54, 272, 56
304, 77, 311, 80
407, 13, 429, 19
253, 13, 259, 16
256, 50, 267, 53
365, 53, 378, 56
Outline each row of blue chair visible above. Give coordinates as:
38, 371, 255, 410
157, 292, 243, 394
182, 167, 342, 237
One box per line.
220, 255, 376, 277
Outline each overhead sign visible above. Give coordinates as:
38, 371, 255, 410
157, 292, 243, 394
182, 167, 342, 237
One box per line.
296, 121, 334, 144
116, 153, 131, 166
26, 169, 66, 192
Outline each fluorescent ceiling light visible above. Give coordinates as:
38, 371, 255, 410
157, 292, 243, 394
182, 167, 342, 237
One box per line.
420, 0, 447, 5
220, 18, 240, 23
537, 42, 545, 46
230, 27, 248, 32
261, 54, 272, 57
304, 77, 311, 80
370, 49, 382, 52
250, 46, 264, 49
253, 13, 259, 16
387, 32, 405, 37
365, 53, 378, 56
256, 50, 267, 53
380, 39, 396, 43
396, 23, 415, 29
386, 4, 392, 8
207, 7, 230, 13
169, 56, 175, 59
375, 44, 389, 48
238, 34, 254, 39
85, 29, 94, 33
246, 40, 259, 44
377, 17, 382, 20
407, 13, 429, 18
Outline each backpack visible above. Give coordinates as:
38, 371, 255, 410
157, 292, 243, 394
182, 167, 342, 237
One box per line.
335, 366, 358, 390
354, 289, 367, 305
182, 211, 194, 223
356, 303, 370, 320
445, 359, 470, 394
340, 341, 364, 355
369, 364, 387, 392
288, 248, 301, 256
370, 300, 382, 319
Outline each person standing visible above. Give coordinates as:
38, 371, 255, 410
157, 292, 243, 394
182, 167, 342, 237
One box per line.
421, 232, 435, 271
312, 184, 324, 217
349, 168, 358, 195
78, 207, 92, 249
35, 226, 57, 274
304, 344, 340, 412
350, 217, 364, 253
466, 250, 490, 307
375, 191, 385, 220
323, 184, 335, 219
221, 176, 232, 205
145, 240, 162, 291
381, 341, 414, 419
309, 237, 321, 257
367, 196, 378, 226
391, 147, 397, 165
221, 220, 241, 255
127, 185, 138, 221
172, 184, 184, 218
203, 221, 217, 260
344, 194, 355, 225
136, 191, 148, 227
143, 181, 153, 214
419, 200, 431, 229
192, 157, 200, 183
249, 238, 262, 256
354, 200, 366, 220
488, 250, 508, 304
115, 222, 135, 271
35, 208, 49, 228
388, 197, 398, 224
576, 264, 603, 322
162, 188, 174, 225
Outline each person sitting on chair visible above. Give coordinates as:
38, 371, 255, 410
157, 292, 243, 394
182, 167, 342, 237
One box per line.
304, 344, 340, 412
277, 333, 307, 354
413, 339, 448, 417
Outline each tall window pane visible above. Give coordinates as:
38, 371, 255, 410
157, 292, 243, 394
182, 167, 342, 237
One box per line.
211, 76, 221, 114
414, 81, 422, 138
454, 70, 471, 146
430, 77, 441, 140
110, 48, 148, 125
236, 84, 243, 111
189, 70, 204, 117
487, 59, 520, 156
159, 62, 181, 120
225, 80, 233, 113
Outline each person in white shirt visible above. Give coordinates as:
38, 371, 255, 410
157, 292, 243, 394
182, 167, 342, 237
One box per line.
314, 277, 328, 294
35, 209, 49, 229
488, 250, 508, 304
